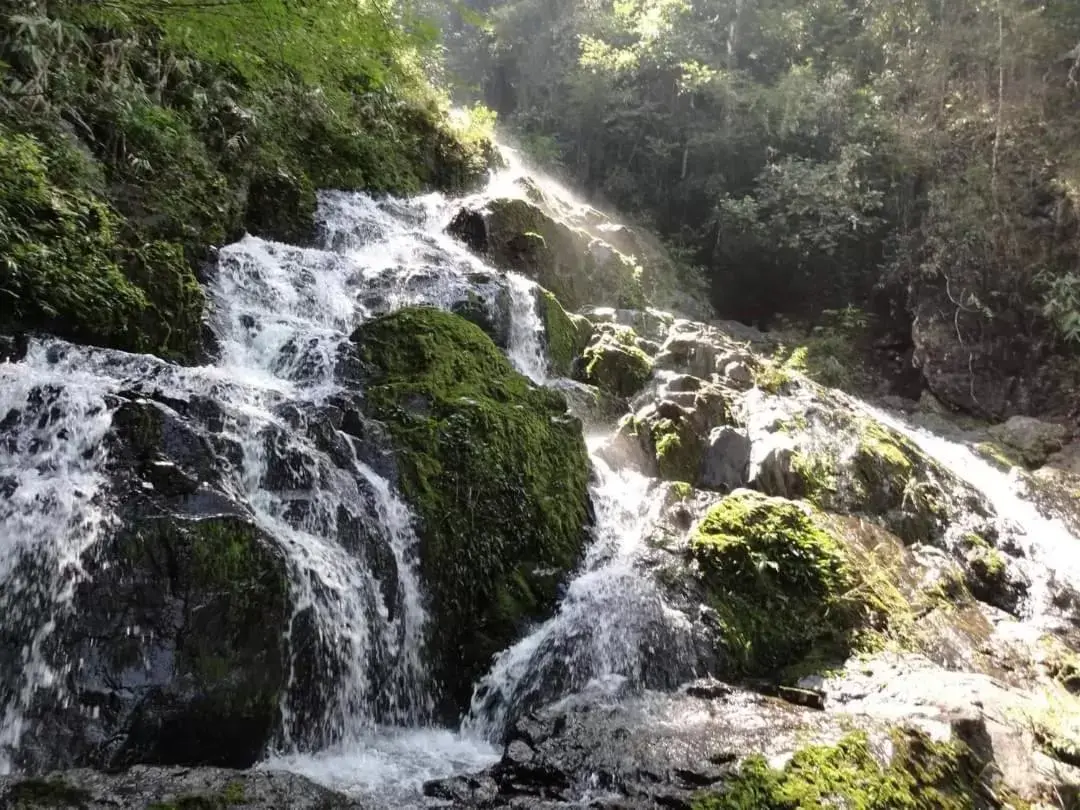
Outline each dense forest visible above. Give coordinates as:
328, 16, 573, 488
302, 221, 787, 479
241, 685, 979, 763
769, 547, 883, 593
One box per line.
439, 0, 1080, 419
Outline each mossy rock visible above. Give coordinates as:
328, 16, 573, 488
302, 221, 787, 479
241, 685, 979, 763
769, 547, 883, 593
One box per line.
692, 728, 1004, 810
4, 778, 91, 808
652, 416, 707, 483
449, 198, 645, 311
353, 307, 592, 717
577, 333, 654, 398
690, 490, 871, 678
64, 514, 292, 768
537, 288, 593, 376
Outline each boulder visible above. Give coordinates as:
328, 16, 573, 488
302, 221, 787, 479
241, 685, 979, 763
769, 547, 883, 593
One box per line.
575, 329, 654, 398
352, 308, 593, 718
0, 766, 360, 810
698, 426, 751, 492
447, 198, 644, 311
988, 415, 1069, 468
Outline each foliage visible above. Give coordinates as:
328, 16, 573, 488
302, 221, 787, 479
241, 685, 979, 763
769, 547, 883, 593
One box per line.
692, 728, 996, 810
445, 0, 1080, 376
0, 0, 495, 358
353, 307, 591, 718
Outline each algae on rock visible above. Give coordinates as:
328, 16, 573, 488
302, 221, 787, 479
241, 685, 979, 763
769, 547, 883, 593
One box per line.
690, 490, 872, 678
692, 728, 1003, 810
576, 328, 654, 398
353, 307, 592, 717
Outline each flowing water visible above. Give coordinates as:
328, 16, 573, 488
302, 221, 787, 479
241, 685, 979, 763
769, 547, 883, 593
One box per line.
4, 145, 1080, 803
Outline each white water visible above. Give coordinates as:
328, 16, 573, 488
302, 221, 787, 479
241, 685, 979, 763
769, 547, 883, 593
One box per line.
0, 172, 550, 782
864, 404, 1080, 624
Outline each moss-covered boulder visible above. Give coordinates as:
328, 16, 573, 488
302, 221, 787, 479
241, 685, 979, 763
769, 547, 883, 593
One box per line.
447, 198, 645, 311
690, 491, 874, 678
576, 328, 654, 398
537, 288, 593, 377
352, 308, 592, 716
693, 728, 999, 810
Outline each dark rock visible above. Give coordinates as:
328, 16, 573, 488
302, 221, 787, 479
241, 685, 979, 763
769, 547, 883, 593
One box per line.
0, 766, 361, 809
0, 334, 28, 364
32, 514, 294, 771
697, 426, 751, 492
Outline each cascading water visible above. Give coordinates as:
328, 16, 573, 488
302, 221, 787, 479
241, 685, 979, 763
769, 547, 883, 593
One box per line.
863, 404, 1080, 627
6, 138, 1080, 806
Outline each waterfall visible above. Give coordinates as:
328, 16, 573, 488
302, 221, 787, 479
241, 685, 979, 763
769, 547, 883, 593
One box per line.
6, 143, 1080, 806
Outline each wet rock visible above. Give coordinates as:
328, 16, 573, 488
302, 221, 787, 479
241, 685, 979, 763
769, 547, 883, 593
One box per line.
0, 766, 361, 809
697, 426, 751, 493
988, 415, 1069, 468
576, 330, 654, 398
0, 334, 28, 364
29, 514, 294, 771
426, 687, 868, 809
447, 198, 643, 311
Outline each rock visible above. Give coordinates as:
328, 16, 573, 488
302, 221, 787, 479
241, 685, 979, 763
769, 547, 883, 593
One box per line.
447, 198, 644, 311
697, 426, 751, 492
910, 285, 1080, 419
989, 415, 1069, 467
576, 330, 654, 398
352, 308, 593, 718
0, 766, 360, 809
536, 288, 593, 377
721, 360, 753, 389
748, 433, 800, 499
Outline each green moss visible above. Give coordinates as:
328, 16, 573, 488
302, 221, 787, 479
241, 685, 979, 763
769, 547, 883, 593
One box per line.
354, 307, 591, 714
1047, 650, 1080, 695
791, 451, 839, 506
221, 782, 246, 805
672, 481, 693, 500
690, 491, 870, 677
579, 337, 654, 397
753, 346, 807, 394
652, 417, 705, 482
693, 728, 999, 810
853, 422, 913, 493
537, 288, 593, 376
6, 778, 91, 807
973, 441, 1021, 472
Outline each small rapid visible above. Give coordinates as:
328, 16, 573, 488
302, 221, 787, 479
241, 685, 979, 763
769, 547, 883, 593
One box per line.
865, 404, 1080, 627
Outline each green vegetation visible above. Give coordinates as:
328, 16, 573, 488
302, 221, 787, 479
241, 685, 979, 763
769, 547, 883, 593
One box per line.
690, 491, 882, 678
536, 288, 592, 376
354, 307, 591, 715
692, 729, 1001, 810
0, 0, 494, 358
577, 333, 654, 398
5, 778, 91, 807
442, 0, 1080, 414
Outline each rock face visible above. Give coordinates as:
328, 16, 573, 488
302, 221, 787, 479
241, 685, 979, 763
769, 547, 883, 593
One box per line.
2, 392, 306, 773
352, 308, 593, 718
910, 286, 1080, 420
447, 198, 645, 312
988, 415, 1069, 467
0, 766, 361, 810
